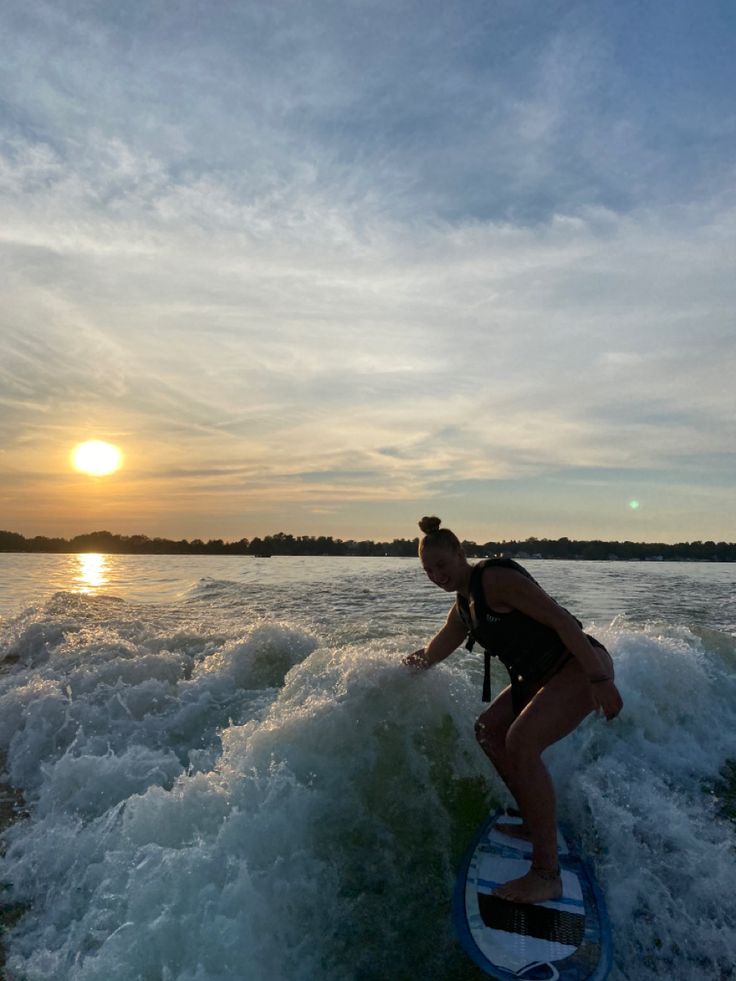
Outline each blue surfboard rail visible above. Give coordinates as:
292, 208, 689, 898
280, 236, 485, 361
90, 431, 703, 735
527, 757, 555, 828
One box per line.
452, 810, 613, 981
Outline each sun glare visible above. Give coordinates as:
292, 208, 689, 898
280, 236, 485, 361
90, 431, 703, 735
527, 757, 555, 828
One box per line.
77, 553, 108, 591
72, 440, 124, 476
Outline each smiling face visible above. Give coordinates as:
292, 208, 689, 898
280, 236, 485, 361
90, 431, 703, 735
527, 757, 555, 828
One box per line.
420, 542, 468, 593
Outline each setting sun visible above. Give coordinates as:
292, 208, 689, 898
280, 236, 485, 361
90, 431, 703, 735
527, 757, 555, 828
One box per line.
71, 440, 124, 476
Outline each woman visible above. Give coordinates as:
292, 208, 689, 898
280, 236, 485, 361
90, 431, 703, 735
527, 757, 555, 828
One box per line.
404, 517, 623, 905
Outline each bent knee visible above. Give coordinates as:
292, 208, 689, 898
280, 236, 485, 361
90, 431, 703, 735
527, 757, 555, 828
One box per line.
475, 715, 507, 758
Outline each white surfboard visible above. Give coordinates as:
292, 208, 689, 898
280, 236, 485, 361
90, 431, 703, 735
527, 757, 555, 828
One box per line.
453, 809, 612, 980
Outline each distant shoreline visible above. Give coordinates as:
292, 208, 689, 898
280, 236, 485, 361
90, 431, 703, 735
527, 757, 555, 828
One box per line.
2, 530, 735, 562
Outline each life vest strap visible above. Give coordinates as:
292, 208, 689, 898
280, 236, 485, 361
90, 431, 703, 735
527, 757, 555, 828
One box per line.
482, 649, 492, 702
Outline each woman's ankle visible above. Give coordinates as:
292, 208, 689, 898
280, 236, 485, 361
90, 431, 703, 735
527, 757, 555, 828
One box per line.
531, 865, 561, 881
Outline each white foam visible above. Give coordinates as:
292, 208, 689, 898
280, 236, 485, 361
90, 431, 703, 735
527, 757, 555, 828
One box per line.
550, 620, 736, 979
1, 592, 735, 980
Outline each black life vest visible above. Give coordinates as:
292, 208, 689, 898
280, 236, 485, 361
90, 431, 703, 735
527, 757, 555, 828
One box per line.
456, 558, 578, 704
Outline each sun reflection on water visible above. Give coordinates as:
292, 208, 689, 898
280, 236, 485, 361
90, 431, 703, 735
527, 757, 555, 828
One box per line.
76, 553, 108, 592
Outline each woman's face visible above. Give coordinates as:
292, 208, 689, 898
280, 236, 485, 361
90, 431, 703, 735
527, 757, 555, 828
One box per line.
421, 544, 464, 592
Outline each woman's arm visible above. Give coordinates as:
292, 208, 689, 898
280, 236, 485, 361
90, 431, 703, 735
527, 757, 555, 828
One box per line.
484, 568, 624, 719
403, 604, 468, 669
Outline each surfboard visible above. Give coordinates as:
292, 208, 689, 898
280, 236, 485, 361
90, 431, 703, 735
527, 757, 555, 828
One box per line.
452, 809, 613, 981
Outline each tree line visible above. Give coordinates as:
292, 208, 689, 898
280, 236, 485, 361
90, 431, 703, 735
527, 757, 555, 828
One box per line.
0, 529, 734, 561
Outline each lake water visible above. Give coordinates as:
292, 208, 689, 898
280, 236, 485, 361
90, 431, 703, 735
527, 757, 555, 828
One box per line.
1, 555, 735, 980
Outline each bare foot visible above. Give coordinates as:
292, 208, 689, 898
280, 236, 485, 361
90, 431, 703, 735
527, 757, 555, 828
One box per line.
495, 821, 532, 841
492, 867, 562, 904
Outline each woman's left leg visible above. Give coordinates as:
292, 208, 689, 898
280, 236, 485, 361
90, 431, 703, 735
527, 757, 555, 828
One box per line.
492, 658, 595, 904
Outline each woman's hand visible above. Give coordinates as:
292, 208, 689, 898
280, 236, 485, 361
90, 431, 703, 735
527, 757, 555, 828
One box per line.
591, 678, 623, 720
403, 606, 469, 671
403, 648, 429, 669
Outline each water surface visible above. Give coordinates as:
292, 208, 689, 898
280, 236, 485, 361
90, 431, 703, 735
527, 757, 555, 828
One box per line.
1, 555, 734, 980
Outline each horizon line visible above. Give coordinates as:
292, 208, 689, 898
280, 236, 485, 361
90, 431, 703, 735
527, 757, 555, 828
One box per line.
2, 529, 734, 549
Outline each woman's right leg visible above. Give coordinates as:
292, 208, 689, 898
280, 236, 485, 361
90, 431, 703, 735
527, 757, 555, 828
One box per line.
474, 685, 524, 807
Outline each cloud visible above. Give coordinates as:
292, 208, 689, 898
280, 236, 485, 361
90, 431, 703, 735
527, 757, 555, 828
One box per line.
1, 0, 735, 539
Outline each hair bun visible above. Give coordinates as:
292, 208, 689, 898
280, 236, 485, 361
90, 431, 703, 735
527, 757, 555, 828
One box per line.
418, 515, 442, 535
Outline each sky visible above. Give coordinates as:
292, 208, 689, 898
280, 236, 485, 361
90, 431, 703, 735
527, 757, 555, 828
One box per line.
1, 0, 735, 545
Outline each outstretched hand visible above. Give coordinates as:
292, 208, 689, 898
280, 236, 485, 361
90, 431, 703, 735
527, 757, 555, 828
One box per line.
403, 648, 428, 669
592, 679, 623, 720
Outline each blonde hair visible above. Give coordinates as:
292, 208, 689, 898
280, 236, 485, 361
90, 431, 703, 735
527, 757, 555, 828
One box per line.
417, 516, 462, 555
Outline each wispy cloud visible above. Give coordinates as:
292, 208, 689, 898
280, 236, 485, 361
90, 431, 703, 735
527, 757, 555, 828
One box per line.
1, 0, 734, 540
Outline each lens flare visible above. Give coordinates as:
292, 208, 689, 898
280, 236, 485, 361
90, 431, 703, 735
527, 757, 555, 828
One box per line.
629, 499, 640, 510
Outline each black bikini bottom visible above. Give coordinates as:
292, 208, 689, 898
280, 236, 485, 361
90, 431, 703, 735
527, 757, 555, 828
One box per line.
508, 650, 572, 716
495, 634, 608, 717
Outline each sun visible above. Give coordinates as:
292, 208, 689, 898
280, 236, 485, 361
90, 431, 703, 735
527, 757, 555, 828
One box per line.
71, 440, 124, 476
